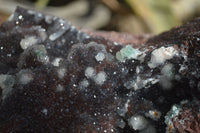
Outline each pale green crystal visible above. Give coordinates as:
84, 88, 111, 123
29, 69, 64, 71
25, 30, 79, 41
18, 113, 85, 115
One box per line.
34, 45, 49, 63
116, 45, 142, 62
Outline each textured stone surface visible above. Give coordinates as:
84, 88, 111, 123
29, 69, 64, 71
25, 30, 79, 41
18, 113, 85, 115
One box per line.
0, 7, 200, 133
165, 100, 200, 133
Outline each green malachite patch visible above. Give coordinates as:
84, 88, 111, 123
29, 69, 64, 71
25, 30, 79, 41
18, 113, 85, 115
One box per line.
116, 45, 142, 62
35, 45, 48, 62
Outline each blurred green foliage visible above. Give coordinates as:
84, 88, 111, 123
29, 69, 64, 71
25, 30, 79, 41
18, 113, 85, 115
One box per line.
1, 0, 200, 34
125, 0, 180, 33
35, 0, 49, 9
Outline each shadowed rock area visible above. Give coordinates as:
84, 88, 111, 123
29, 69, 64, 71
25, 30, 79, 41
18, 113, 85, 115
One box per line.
0, 7, 200, 133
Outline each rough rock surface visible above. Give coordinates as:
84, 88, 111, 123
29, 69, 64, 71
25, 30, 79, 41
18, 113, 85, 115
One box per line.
167, 100, 200, 133
0, 7, 200, 133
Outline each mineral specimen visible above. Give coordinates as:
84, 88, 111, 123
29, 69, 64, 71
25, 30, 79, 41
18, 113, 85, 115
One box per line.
0, 7, 200, 133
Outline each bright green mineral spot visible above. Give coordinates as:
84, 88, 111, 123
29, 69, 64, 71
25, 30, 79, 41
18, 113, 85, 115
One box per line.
116, 45, 142, 62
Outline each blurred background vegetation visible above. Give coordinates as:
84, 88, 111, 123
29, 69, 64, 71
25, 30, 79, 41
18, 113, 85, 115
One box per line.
0, 0, 200, 34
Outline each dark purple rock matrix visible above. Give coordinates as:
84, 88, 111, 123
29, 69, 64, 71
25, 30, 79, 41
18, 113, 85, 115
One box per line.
0, 7, 200, 133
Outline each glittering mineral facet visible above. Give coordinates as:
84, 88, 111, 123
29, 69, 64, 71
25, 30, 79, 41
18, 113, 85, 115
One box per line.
0, 7, 200, 133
